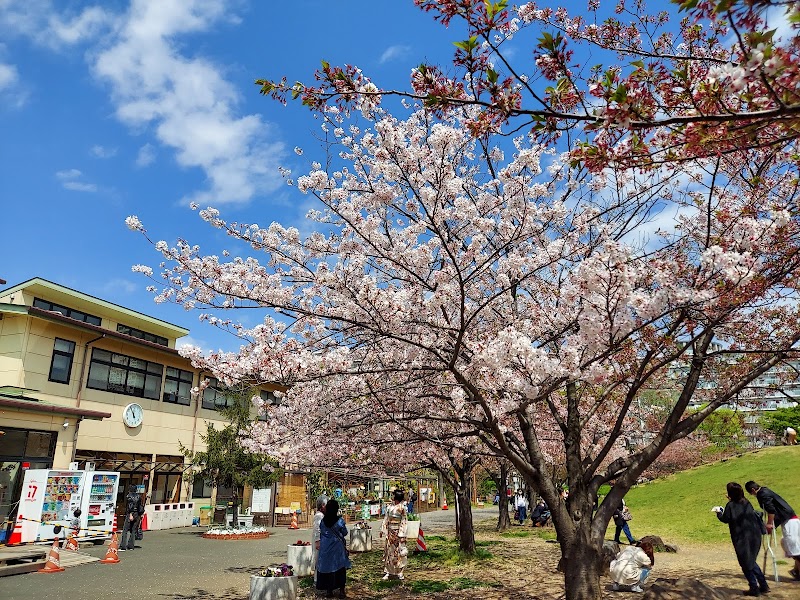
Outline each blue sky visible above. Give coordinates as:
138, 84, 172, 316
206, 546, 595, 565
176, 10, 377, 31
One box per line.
0, 0, 463, 353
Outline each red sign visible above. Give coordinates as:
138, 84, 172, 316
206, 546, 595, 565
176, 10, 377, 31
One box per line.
22, 462, 30, 470
88, 505, 101, 516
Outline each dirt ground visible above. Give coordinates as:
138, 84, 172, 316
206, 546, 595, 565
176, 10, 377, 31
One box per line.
315, 519, 800, 599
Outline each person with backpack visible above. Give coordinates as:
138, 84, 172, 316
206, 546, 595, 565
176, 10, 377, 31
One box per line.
120, 485, 144, 551
407, 487, 417, 515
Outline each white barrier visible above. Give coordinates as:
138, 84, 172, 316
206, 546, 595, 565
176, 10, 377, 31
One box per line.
145, 503, 195, 530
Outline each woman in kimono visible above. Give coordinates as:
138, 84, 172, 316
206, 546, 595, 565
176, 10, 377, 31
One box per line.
380, 489, 408, 580
312, 495, 328, 592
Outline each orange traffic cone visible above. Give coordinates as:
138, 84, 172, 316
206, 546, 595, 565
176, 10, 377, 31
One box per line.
63, 534, 79, 552
416, 526, 427, 552
38, 537, 65, 573
441, 496, 448, 510
288, 512, 299, 530
99, 533, 121, 564
8, 514, 23, 545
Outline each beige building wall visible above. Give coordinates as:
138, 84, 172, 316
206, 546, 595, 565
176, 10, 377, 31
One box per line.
0, 278, 277, 509
0, 406, 77, 469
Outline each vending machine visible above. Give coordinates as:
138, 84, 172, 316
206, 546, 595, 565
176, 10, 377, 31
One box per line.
80, 471, 119, 535
17, 469, 119, 543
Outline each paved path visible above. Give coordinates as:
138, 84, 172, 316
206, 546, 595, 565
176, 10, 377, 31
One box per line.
0, 507, 495, 600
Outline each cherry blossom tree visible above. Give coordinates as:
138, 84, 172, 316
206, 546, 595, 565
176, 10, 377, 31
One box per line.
258, 0, 800, 171
128, 100, 800, 598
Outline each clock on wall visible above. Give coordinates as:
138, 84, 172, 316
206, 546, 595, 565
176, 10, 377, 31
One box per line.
122, 403, 144, 428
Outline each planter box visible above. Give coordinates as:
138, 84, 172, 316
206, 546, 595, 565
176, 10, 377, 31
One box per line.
349, 528, 373, 552
250, 574, 297, 600
405, 521, 420, 543
286, 544, 313, 577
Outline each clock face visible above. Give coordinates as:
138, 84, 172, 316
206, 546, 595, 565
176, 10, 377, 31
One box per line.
123, 403, 143, 428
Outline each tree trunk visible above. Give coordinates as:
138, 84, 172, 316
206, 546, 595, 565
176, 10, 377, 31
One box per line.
454, 487, 475, 554
496, 463, 511, 532
562, 537, 604, 600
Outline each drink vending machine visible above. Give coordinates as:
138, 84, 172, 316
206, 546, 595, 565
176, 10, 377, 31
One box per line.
17, 469, 120, 543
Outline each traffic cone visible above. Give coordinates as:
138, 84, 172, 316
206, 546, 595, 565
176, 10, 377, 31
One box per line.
441, 496, 448, 510
99, 533, 121, 564
416, 526, 427, 552
288, 512, 299, 530
38, 537, 65, 573
8, 514, 23, 545
140, 512, 148, 531
63, 534, 79, 552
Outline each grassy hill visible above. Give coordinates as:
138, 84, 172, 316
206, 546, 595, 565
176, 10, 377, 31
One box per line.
614, 446, 800, 545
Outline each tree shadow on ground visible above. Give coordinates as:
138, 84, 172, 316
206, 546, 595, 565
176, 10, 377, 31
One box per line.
160, 590, 246, 600
225, 565, 261, 574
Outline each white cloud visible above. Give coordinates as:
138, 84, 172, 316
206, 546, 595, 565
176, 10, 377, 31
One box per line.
100, 278, 138, 296
4, 0, 285, 206
56, 168, 83, 180
379, 44, 411, 64
91, 0, 284, 205
136, 143, 156, 167
0, 1, 111, 48
63, 180, 98, 192
177, 335, 213, 355
55, 168, 97, 192
0, 61, 18, 89
91, 144, 117, 158
0, 0, 114, 48
0, 53, 26, 108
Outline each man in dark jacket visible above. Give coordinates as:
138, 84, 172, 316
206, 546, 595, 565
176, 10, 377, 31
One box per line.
120, 485, 144, 551
745, 481, 800, 580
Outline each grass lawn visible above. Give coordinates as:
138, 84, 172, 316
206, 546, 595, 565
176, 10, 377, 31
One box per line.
618, 446, 800, 544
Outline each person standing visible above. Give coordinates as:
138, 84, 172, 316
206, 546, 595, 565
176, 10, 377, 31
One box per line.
610, 540, 654, 593
745, 480, 800, 580
407, 487, 417, 515
714, 482, 770, 596
380, 489, 408, 580
317, 498, 350, 599
312, 495, 328, 592
119, 485, 143, 551
613, 499, 637, 545
514, 490, 528, 525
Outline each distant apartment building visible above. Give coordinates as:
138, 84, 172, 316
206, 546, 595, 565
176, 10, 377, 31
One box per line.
0, 277, 292, 528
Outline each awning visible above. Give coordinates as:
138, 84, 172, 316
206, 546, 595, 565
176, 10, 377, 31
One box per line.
0, 391, 110, 420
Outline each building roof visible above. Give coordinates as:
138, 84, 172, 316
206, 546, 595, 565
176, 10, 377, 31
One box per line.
0, 387, 111, 420
0, 277, 189, 339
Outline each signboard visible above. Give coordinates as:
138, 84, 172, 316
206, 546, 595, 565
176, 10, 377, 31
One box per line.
251, 488, 272, 513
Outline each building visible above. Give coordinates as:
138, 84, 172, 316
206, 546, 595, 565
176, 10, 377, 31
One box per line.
0, 277, 283, 529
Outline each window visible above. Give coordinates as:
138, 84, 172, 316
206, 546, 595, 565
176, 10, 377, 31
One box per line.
48, 338, 76, 384
257, 390, 279, 421
163, 367, 193, 405
191, 478, 213, 498
87, 348, 163, 400
116, 324, 168, 347
201, 378, 237, 410
33, 298, 101, 326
